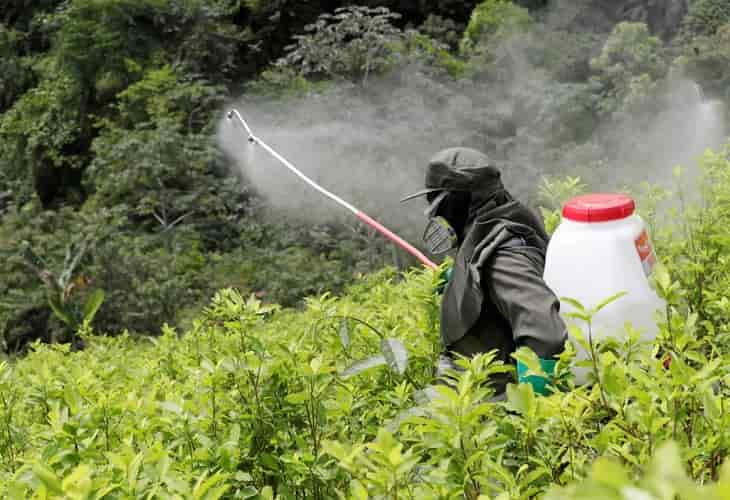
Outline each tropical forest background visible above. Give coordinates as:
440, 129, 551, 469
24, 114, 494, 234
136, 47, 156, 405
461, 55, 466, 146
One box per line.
2, 1, 730, 496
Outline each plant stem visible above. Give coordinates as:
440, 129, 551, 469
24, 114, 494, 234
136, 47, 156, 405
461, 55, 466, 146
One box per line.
211, 377, 217, 440
587, 321, 609, 412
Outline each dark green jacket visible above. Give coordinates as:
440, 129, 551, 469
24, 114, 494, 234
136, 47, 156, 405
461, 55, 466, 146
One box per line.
441, 195, 567, 371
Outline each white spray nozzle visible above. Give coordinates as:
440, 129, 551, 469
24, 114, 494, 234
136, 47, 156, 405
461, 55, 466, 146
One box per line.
227, 108, 256, 143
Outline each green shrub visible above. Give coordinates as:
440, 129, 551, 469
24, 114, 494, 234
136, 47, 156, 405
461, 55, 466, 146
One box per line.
0, 26, 35, 113
678, 23, 730, 104
277, 6, 404, 86
3, 144, 730, 496
460, 0, 532, 55
682, 0, 730, 37
402, 30, 467, 79
590, 22, 666, 117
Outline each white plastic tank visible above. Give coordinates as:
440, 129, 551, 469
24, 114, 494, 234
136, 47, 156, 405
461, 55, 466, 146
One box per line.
543, 194, 664, 381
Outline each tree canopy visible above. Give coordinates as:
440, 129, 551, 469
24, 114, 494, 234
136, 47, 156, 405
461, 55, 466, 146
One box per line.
0, 0, 728, 350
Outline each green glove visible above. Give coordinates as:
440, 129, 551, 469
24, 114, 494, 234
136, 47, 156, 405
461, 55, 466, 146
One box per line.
517, 358, 556, 396
434, 265, 453, 295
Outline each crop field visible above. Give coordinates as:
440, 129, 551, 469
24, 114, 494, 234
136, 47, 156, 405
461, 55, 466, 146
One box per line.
3, 1, 730, 498
1, 150, 730, 499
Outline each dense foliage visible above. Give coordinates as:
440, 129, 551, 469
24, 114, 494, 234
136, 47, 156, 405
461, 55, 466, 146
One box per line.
1, 0, 729, 348
1, 1, 730, 495
0, 148, 730, 497
0, 0, 487, 349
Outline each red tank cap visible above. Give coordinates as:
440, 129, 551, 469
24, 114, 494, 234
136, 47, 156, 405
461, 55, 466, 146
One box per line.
562, 193, 635, 222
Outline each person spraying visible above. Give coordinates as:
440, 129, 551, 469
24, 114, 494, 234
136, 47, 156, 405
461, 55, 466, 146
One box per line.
227, 110, 564, 396
402, 147, 567, 396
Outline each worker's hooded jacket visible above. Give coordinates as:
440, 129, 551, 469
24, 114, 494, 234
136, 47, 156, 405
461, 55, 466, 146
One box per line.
428, 152, 566, 365
441, 192, 547, 337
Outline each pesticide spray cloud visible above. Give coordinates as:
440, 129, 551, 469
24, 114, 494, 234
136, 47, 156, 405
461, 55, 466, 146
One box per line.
217, 70, 497, 240
218, 4, 727, 239
601, 78, 727, 186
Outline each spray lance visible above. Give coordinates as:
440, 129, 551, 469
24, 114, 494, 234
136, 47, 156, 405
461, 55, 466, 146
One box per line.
226, 108, 438, 271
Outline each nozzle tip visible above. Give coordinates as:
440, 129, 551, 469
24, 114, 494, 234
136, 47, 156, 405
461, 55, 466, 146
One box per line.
226, 110, 234, 119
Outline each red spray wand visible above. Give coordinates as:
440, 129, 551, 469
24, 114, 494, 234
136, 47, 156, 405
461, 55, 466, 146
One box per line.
227, 109, 438, 270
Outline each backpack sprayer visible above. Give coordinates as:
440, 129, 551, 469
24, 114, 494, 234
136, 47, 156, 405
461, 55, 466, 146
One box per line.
226, 108, 438, 270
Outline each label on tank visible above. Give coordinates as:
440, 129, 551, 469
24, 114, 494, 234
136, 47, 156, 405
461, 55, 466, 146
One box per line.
635, 229, 657, 276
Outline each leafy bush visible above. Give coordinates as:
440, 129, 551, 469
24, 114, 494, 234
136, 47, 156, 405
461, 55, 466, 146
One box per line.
401, 30, 467, 79
251, 7, 468, 92
537, 176, 587, 234
0, 268, 442, 497
3, 145, 730, 497
418, 14, 463, 50
682, 0, 730, 37
545, 442, 730, 499
0, 74, 83, 206
3, 2, 730, 495
0, 192, 406, 349
524, 29, 603, 83
678, 23, 730, 103
244, 66, 320, 98
0, 26, 35, 113
277, 6, 404, 86
0, 204, 123, 351
590, 22, 667, 117
460, 0, 532, 55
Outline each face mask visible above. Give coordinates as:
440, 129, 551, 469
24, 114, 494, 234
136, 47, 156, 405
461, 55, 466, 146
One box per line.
423, 216, 458, 254
422, 191, 459, 254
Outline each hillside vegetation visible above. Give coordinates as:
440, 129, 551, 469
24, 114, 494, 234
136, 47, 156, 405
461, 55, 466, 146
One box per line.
2, 0, 730, 498
1, 147, 730, 497
2, 0, 730, 350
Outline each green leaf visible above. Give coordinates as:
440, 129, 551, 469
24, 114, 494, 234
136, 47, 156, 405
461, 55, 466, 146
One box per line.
260, 486, 274, 500
511, 347, 543, 376
127, 451, 144, 492
506, 382, 534, 415
602, 363, 625, 396
703, 388, 720, 420
590, 458, 629, 487
350, 479, 368, 500
33, 462, 63, 495
648, 441, 687, 485
93, 484, 121, 498
201, 358, 215, 373
338, 319, 351, 349
285, 391, 308, 405
652, 262, 672, 293
238, 486, 258, 499
565, 311, 592, 323
568, 324, 590, 352
561, 296, 587, 312
159, 401, 183, 414
341, 355, 387, 378
83, 289, 105, 323
310, 356, 323, 374
593, 291, 627, 313
48, 295, 74, 326
380, 338, 408, 375
62, 464, 93, 498
192, 471, 230, 500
